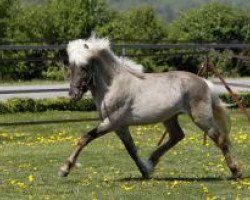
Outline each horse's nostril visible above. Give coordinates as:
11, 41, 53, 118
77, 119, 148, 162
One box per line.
69, 90, 75, 99
69, 88, 75, 96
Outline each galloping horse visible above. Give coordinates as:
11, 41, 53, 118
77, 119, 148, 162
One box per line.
59, 36, 242, 179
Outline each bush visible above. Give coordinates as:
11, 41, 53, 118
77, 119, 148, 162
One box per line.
220, 93, 250, 108
42, 66, 66, 81
0, 93, 250, 114
5, 98, 36, 113
0, 97, 96, 114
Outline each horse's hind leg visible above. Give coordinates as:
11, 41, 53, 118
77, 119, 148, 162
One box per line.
205, 128, 242, 179
146, 116, 185, 173
116, 127, 150, 178
190, 103, 242, 179
213, 135, 242, 179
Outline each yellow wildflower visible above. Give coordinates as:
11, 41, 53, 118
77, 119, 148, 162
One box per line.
28, 175, 34, 182
121, 184, 135, 191
17, 182, 26, 189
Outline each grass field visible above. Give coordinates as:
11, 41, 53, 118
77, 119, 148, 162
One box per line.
0, 110, 249, 199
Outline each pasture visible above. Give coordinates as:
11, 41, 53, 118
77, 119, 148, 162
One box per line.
0, 110, 249, 199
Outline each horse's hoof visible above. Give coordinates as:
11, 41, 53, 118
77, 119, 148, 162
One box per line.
232, 170, 242, 180
58, 169, 69, 177
142, 173, 151, 179
141, 160, 154, 179
145, 160, 154, 173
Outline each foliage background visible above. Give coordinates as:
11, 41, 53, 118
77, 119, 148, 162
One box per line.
1, 0, 250, 80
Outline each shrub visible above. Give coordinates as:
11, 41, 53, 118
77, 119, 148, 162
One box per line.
220, 93, 250, 108
0, 97, 96, 114
0, 93, 250, 114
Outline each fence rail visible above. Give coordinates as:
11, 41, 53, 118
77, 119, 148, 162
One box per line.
0, 88, 68, 95
1, 43, 250, 51
0, 82, 249, 96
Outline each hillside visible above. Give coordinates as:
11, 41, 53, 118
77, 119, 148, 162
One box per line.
107, 0, 250, 22
23, 0, 250, 22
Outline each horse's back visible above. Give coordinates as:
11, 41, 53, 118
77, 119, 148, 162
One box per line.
129, 71, 210, 124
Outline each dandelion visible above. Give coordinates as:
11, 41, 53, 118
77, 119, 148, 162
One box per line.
208, 161, 214, 166
10, 179, 17, 185
121, 184, 135, 191
242, 181, 250, 186
220, 157, 225, 162
171, 180, 179, 189
201, 184, 209, 194
170, 171, 175, 176
239, 133, 247, 140
17, 182, 27, 189
18, 163, 31, 169
28, 175, 34, 182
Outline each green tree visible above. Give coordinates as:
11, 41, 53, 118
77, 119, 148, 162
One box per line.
43, 0, 111, 42
7, 4, 46, 42
0, 0, 19, 42
96, 5, 166, 41
7, 0, 111, 43
165, 3, 250, 75
168, 3, 250, 42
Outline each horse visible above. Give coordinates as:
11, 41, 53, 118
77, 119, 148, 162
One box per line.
58, 36, 242, 179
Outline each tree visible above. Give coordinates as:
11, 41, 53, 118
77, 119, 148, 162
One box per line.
168, 3, 250, 42
0, 0, 19, 42
7, 0, 111, 43
165, 3, 250, 75
96, 5, 167, 41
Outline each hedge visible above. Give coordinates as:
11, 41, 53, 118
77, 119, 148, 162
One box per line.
0, 93, 250, 114
0, 97, 95, 114
220, 93, 250, 108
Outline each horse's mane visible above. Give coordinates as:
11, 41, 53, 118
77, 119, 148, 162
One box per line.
67, 36, 145, 77
117, 57, 145, 78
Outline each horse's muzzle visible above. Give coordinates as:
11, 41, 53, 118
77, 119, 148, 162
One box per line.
69, 87, 84, 101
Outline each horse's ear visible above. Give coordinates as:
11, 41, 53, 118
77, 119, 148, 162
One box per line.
84, 44, 89, 49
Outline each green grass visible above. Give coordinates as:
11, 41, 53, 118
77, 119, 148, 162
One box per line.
0, 110, 249, 199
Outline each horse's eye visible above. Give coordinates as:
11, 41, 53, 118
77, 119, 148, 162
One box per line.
84, 44, 89, 49
81, 66, 88, 71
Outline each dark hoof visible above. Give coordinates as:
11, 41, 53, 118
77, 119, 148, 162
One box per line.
232, 170, 242, 180
58, 169, 69, 177
141, 169, 152, 179
142, 174, 152, 179
140, 160, 154, 179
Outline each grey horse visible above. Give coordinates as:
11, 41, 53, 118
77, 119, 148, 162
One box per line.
59, 36, 242, 179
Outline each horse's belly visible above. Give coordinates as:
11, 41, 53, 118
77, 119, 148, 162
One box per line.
130, 99, 184, 124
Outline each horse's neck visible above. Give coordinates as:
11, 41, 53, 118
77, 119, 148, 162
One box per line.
89, 53, 123, 107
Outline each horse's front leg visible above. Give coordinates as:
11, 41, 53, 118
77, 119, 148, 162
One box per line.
116, 127, 151, 179
58, 119, 113, 177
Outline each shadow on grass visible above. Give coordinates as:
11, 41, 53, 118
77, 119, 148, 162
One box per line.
118, 176, 250, 182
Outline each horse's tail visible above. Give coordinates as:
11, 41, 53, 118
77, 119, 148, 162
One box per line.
205, 80, 231, 145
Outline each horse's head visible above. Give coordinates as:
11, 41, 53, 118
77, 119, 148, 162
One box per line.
68, 62, 92, 101
67, 40, 93, 101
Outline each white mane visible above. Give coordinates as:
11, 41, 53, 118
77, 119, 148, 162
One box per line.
67, 36, 144, 73
67, 36, 110, 66
118, 57, 144, 73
